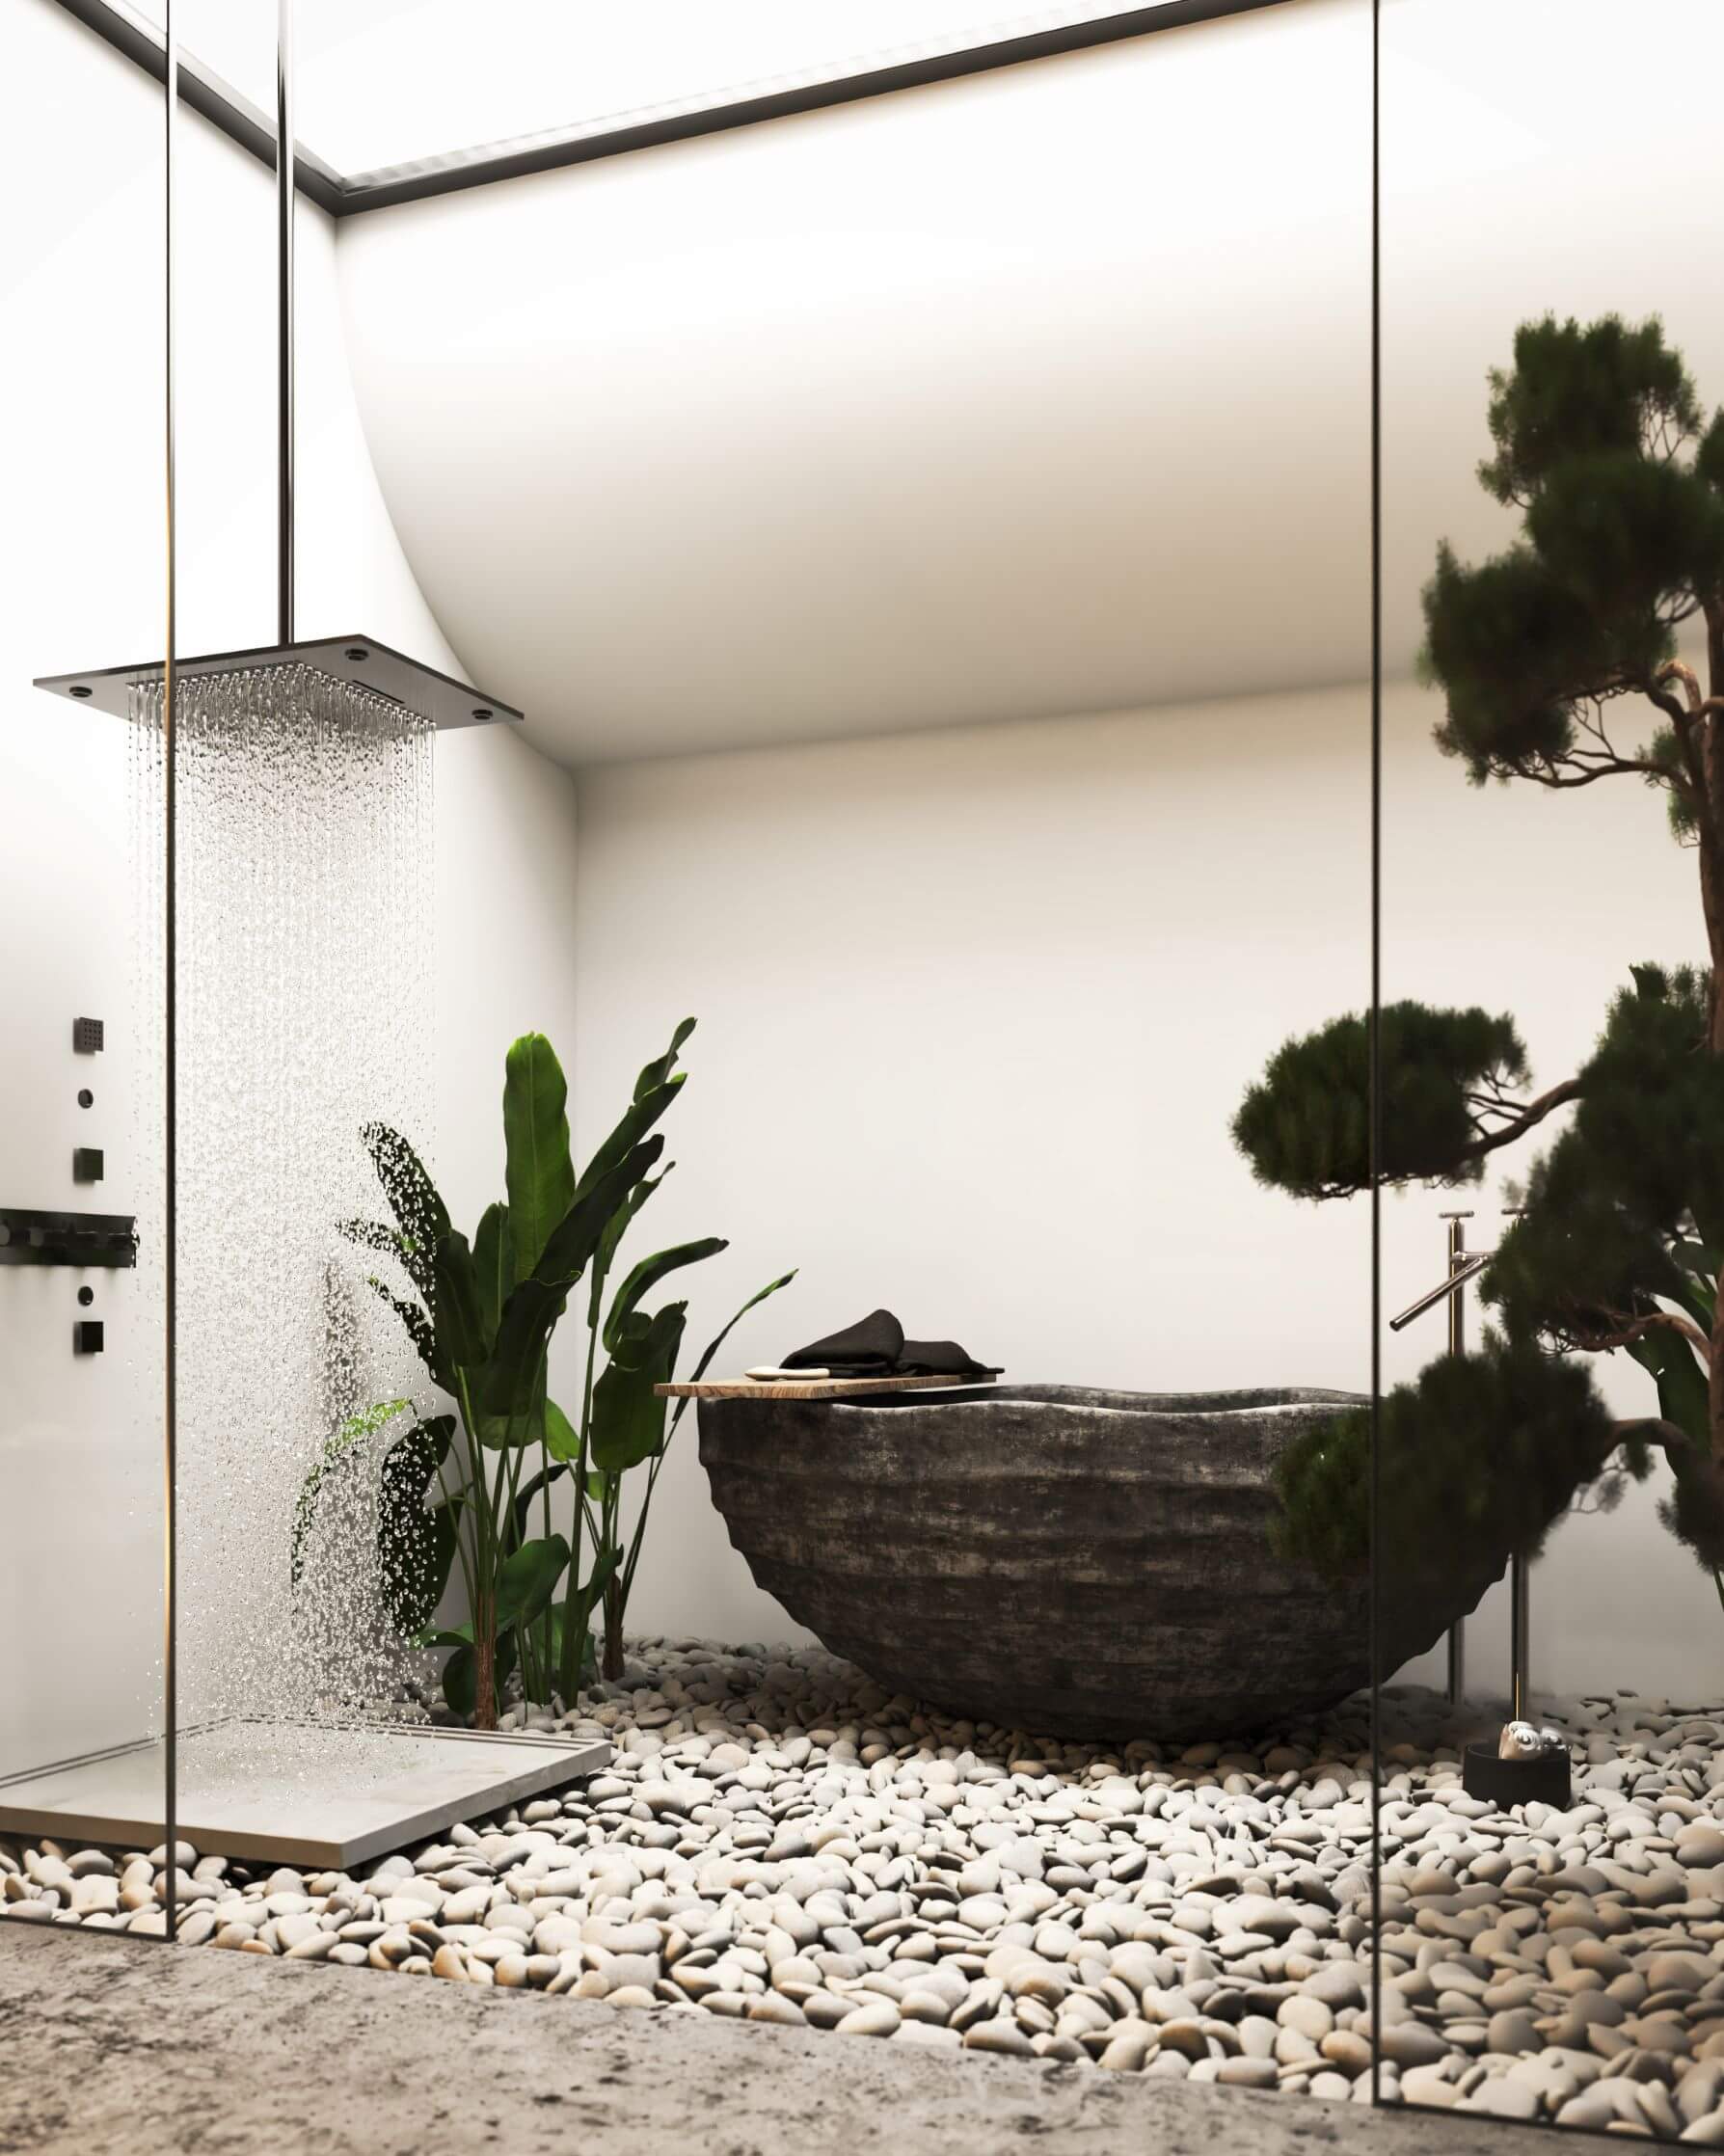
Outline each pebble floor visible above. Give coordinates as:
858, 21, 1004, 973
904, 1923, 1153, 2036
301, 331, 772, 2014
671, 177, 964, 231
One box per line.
7, 1640, 1724, 2143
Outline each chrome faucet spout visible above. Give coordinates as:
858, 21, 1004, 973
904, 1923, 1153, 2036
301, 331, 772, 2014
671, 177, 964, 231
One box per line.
1388, 1250, 1495, 1332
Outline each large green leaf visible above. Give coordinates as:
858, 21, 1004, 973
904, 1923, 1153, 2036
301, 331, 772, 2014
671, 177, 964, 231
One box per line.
1628, 1330, 1711, 1446
541, 1600, 599, 1691
514, 1456, 569, 1542
1666, 1241, 1719, 1329
503, 1035, 575, 1283
364, 1279, 444, 1388
362, 1123, 451, 1251
431, 1230, 488, 1376
573, 1024, 691, 1203
377, 1415, 456, 1636
591, 1305, 686, 1473
472, 1389, 546, 1450
291, 1398, 411, 1589
544, 1398, 581, 1463
494, 1533, 571, 1630
338, 1217, 433, 1303
477, 1275, 563, 1437
586, 1167, 672, 1329
536, 1136, 666, 1287
472, 1203, 514, 1353
605, 1238, 727, 1356
633, 1017, 696, 1103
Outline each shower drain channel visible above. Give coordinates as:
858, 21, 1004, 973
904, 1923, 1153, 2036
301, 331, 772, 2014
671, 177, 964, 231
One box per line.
0, 1719, 610, 1870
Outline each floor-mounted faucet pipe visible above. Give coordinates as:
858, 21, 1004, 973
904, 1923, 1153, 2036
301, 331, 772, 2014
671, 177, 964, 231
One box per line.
1389, 1212, 1531, 1719
1442, 1214, 1468, 1710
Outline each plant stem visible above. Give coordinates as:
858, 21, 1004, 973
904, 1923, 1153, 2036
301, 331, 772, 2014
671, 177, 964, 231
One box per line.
602, 1470, 625, 1681
454, 1368, 498, 1730
619, 1395, 690, 1611
539, 1343, 553, 1694
559, 1308, 604, 1705
431, 1449, 479, 1649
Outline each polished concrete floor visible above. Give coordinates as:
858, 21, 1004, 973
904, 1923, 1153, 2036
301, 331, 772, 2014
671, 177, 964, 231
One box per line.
0, 1923, 1622, 2156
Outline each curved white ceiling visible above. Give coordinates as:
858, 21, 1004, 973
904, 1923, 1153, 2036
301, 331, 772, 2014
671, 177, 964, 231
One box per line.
337, 0, 1724, 768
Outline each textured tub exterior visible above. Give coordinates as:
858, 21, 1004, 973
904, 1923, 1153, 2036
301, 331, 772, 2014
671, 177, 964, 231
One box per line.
699, 1384, 1496, 1741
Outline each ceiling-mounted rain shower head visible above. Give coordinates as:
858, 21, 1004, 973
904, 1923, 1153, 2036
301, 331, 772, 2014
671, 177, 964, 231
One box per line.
33, 635, 522, 731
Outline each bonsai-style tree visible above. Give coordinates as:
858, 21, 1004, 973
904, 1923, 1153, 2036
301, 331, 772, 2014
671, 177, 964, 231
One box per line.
1232, 315, 1724, 1596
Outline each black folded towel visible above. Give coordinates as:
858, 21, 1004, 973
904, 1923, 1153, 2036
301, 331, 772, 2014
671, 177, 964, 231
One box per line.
783, 1308, 1001, 1381
899, 1338, 1001, 1378
784, 1307, 903, 1377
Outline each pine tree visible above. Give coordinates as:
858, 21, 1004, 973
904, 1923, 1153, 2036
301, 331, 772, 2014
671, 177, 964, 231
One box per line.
1235, 317, 1724, 1585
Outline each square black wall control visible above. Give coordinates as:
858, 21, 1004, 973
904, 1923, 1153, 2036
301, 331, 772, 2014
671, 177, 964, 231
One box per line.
73, 1018, 104, 1054
74, 1321, 104, 1355
72, 1148, 103, 1184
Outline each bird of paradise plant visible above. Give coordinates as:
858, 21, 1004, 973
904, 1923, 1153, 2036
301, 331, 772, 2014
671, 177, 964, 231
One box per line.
294, 1021, 792, 1727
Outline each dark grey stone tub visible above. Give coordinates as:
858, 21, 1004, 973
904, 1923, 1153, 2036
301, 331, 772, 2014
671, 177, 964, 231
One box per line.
699, 1384, 1496, 1742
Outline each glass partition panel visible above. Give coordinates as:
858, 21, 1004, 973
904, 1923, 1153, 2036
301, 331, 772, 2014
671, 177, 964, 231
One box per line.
0, 0, 170, 1929
7, 4, 1390, 2129
1377, 0, 1724, 2136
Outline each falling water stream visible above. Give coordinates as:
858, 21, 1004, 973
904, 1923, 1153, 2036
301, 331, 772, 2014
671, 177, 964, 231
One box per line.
128, 664, 435, 1786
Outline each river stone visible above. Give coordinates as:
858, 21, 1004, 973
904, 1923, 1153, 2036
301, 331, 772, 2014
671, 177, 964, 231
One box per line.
836, 2002, 900, 2038
1487, 2010, 1543, 2056
1381, 2023, 1451, 2069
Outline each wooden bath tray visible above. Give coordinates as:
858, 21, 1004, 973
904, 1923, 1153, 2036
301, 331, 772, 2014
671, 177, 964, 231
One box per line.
657, 1374, 998, 1401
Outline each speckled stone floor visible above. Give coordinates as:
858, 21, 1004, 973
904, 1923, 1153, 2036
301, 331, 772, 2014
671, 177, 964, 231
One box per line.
0, 1923, 1622, 2156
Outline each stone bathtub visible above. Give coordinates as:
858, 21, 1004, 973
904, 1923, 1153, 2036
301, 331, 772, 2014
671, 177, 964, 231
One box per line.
699, 1384, 1496, 1741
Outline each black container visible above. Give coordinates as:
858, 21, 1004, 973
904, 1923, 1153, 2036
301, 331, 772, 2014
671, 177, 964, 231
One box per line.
1463, 1740, 1573, 1810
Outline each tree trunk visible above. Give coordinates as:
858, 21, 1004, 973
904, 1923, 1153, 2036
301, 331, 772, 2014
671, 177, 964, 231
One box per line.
603, 1577, 626, 1682
1702, 827, 1724, 1057
1701, 715, 1724, 1457
473, 1632, 498, 1730
1701, 676, 1724, 1054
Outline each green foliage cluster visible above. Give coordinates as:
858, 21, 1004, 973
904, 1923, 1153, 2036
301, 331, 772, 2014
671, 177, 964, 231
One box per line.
1427, 316, 1724, 798
1485, 968, 1722, 1348
296, 1023, 792, 1725
1231, 1003, 1526, 1199
1271, 1335, 1624, 1584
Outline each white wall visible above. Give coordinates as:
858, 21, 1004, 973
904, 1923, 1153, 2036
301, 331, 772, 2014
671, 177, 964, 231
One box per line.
1, 0, 579, 1773
574, 684, 1371, 1645
578, 676, 1723, 1708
